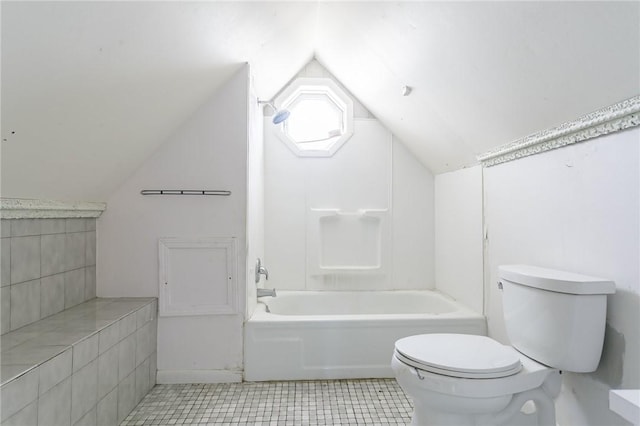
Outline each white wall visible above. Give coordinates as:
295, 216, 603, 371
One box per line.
483, 127, 639, 425
434, 166, 483, 312
392, 136, 435, 289
97, 66, 250, 383
246, 75, 265, 316
264, 119, 435, 290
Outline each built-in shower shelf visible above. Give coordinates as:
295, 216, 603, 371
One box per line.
308, 208, 389, 275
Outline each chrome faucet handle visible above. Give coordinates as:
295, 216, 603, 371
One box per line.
255, 258, 269, 283
255, 258, 262, 283
260, 265, 269, 281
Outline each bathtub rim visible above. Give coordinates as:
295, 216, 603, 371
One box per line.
247, 289, 484, 323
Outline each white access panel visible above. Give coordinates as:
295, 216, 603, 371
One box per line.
158, 237, 237, 317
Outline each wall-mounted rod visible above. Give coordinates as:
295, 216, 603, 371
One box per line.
140, 190, 231, 196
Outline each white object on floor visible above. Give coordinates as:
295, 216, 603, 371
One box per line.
393, 265, 615, 426
610, 389, 640, 425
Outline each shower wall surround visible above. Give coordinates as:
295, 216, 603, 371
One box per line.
264, 59, 435, 292
264, 119, 435, 291
1, 218, 97, 334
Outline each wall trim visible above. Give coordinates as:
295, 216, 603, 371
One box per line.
0, 198, 106, 219
156, 369, 242, 384
478, 96, 640, 167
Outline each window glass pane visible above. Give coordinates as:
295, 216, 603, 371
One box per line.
286, 97, 342, 144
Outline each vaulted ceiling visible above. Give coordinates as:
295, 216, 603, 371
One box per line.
2, 1, 638, 201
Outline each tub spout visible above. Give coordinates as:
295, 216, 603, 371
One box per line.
257, 288, 277, 298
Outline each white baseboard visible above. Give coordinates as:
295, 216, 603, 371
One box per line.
157, 369, 242, 384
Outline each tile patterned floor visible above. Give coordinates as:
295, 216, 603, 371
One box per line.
121, 379, 413, 425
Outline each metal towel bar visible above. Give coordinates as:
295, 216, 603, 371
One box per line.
140, 190, 231, 196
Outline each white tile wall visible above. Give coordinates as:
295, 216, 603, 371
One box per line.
118, 334, 136, 382
11, 236, 41, 285
84, 266, 96, 300
118, 313, 136, 341
98, 322, 119, 354
10, 280, 41, 329
97, 345, 119, 400
64, 269, 85, 309
65, 219, 86, 233
0, 220, 9, 238
11, 219, 41, 237
85, 232, 96, 267
39, 348, 72, 395
96, 387, 118, 426
38, 377, 72, 426
1, 238, 10, 286
40, 219, 66, 235
40, 274, 65, 318
1, 287, 10, 334
1, 218, 98, 334
64, 233, 86, 271
72, 334, 99, 373
74, 406, 97, 426
135, 358, 150, 404
4, 400, 38, 426
41, 234, 66, 276
117, 372, 136, 423
71, 359, 98, 424
0, 368, 39, 421
1, 298, 157, 426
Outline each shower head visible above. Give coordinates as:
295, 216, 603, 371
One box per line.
258, 99, 291, 124
272, 108, 290, 124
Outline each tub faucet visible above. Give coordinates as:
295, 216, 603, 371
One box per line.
255, 258, 269, 283
255, 258, 276, 297
257, 287, 277, 298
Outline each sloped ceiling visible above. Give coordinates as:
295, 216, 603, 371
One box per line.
2, 1, 639, 201
1, 1, 317, 201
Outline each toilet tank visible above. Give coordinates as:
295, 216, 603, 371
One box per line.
499, 265, 615, 373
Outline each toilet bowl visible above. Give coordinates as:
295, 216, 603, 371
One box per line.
392, 333, 561, 426
392, 265, 615, 426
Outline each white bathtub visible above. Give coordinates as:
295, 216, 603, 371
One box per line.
244, 290, 486, 381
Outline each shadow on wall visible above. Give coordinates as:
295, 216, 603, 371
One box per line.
592, 289, 640, 388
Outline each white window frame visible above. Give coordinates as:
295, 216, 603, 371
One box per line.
275, 77, 354, 158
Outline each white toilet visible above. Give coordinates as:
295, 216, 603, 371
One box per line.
392, 265, 615, 426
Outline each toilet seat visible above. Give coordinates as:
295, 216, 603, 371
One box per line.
395, 334, 522, 379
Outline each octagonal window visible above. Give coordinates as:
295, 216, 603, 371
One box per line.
275, 78, 354, 157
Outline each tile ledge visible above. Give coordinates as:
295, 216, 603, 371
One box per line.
0, 198, 106, 219
1, 297, 156, 386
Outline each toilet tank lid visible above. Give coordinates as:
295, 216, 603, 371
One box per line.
499, 265, 615, 295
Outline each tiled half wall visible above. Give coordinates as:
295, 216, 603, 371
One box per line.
1, 298, 158, 425
1, 218, 97, 334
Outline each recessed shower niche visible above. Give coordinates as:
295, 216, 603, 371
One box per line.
307, 208, 390, 275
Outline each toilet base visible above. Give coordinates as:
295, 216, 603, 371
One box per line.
408, 387, 556, 426
392, 356, 562, 426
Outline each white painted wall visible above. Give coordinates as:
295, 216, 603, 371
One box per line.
392, 136, 435, 290
264, 117, 434, 291
434, 166, 483, 313
483, 127, 639, 425
246, 76, 265, 317
97, 66, 250, 383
